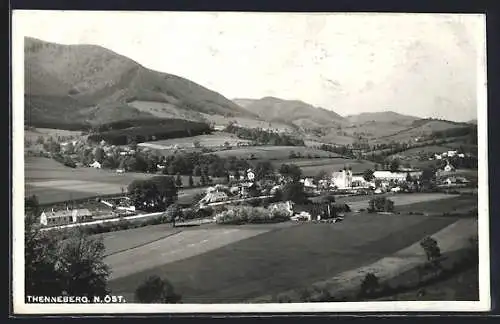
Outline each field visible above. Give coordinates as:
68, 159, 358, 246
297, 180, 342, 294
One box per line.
337, 193, 466, 212
200, 113, 295, 133
299, 160, 376, 176
391, 145, 452, 157
209, 146, 340, 160
24, 157, 210, 204
138, 132, 253, 150
394, 194, 477, 214
104, 194, 474, 303
25, 127, 84, 143
106, 213, 459, 303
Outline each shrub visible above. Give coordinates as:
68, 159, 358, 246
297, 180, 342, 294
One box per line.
134, 275, 181, 303
359, 272, 380, 297
368, 197, 394, 213
215, 204, 291, 225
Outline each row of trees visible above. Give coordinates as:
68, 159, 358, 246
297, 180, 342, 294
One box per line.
224, 123, 305, 146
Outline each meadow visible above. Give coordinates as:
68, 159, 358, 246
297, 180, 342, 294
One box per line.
25, 157, 213, 204
138, 132, 253, 150
209, 146, 340, 160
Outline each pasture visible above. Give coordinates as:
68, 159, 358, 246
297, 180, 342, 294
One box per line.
338, 193, 464, 212
201, 114, 295, 133
138, 132, 253, 151
210, 146, 339, 160
107, 213, 459, 303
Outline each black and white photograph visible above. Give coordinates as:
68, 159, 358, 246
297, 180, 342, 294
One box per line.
12, 11, 489, 314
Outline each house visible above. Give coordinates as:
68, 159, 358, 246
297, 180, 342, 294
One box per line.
373, 170, 422, 182
447, 150, 457, 157
89, 161, 101, 169
458, 153, 465, 158
116, 168, 125, 173
40, 208, 93, 226
443, 161, 456, 172
373, 171, 406, 182
318, 179, 330, 189
301, 178, 316, 189
351, 175, 373, 188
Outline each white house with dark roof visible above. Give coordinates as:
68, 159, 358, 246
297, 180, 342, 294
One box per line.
40, 208, 93, 226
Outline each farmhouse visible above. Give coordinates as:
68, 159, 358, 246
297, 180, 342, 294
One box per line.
301, 178, 316, 189
443, 161, 456, 172
40, 208, 93, 226
373, 170, 422, 182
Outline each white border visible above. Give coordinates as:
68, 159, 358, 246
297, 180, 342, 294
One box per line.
12, 11, 490, 314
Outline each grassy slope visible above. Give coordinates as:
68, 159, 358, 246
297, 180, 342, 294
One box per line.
375, 265, 479, 301
25, 37, 257, 127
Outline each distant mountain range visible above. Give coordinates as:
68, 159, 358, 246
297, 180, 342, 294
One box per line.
24, 37, 474, 145
233, 97, 346, 129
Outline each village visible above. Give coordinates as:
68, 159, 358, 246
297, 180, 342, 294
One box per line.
37, 148, 474, 228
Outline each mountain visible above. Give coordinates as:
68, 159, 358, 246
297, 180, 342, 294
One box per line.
233, 97, 347, 129
346, 111, 421, 125
24, 37, 258, 128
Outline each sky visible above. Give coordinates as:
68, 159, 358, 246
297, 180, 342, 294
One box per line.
13, 11, 486, 122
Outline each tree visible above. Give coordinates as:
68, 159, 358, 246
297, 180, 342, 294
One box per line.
279, 163, 302, 183
255, 161, 275, 180
420, 236, 442, 264
389, 159, 400, 173
55, 228, 110, 297
313, 170, 328, 184
94, 148, 105, 163
175, 174, 183, 188
368, 197, 394, 213
188, 175, 194, 187
193, 165, 202, 177
363, 169, 375, 182
282, 182, 307, 204
359, 273, 380, 297
406, 172, 412, 182
165, 203, 183, 223
134, 276, 181, 303
419, 236, 443, 279
127, 179, 162, 211
200, 173, 208, 186
421, 168, 436, 183
151, 176, 178, 206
